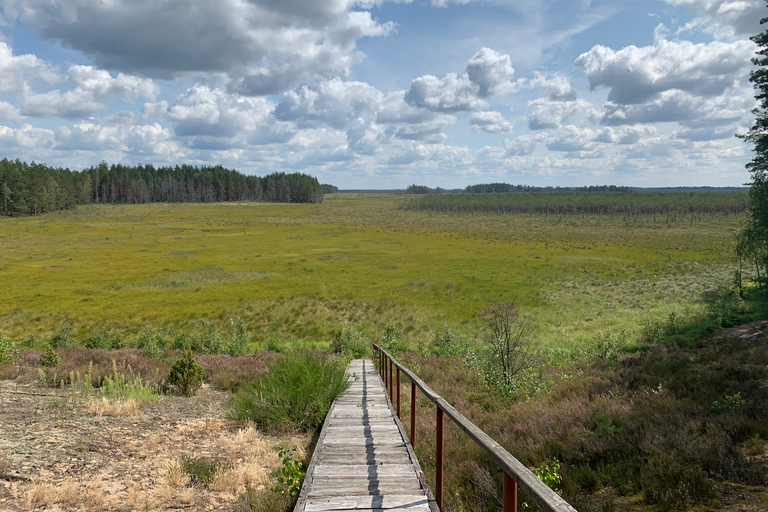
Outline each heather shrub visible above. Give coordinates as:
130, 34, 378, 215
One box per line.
168, 350, 206, 396
227, 351, 349, 432
197, 353, 269, 392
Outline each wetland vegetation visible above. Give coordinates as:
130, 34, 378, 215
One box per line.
1, 190, 767, 511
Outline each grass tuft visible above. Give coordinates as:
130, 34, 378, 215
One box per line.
227, 350, 349, 432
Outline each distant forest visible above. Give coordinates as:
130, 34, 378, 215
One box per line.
0, 159, 332, 216
408, 183, 640, 194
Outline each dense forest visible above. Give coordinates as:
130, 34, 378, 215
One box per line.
402, 190, 748, 219
0, 159, 326, 216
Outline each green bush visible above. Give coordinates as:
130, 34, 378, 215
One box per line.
0, 332, 21, 364
432, 324, 464, 357
330, 328, 369, 358
227, 318, 251, 356
49, 324, 76, 348
168, 350, 206, 396
271, 447, 305, 497
84, 329, 111, 349
227, 351, 349, 432
39, 345, 60, 367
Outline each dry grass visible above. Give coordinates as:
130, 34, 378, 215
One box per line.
85, 396, 139, 416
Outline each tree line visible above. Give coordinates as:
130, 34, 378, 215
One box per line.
0, 159, 332, 216
401, 190, 748, 220
405, 183, 636, 194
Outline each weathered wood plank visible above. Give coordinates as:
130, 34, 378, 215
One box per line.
294, 358, 435, 512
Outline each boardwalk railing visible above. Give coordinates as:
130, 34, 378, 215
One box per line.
373, 344, 577, 512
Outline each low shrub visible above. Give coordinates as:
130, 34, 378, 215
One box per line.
168, 350, 206, 396
227, 351, 349, 432
233, 484, 292, 512
39, 345, 60, 367
0, 332, 21, 364
198, 353, 269, 392
330, 328, 369, 358
49, 324, 76, 349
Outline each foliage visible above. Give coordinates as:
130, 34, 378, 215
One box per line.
403, 190, 747, 221
740, 7, 768, 283
227, 351, 349, 432
233, 484, 292, 512
227, 318, 251, 356
379, 325, 407, 353
179, 455, 229, 485
49, 324, 76, 349
168, 350, 206, 396
0, 158, 324, 217
330, 328, 369, 358
39, 345, 60, 367
477, 300, 536, 391
84, 329, 110, 349
271, 447, 306, 497
711, 392, 746, 415
0, 332, 21, 364
533, 459, 563, 496
432, 324, 465, 357
97, 360, 159, 405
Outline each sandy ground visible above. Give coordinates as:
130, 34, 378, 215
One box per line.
0, 383, 305, 511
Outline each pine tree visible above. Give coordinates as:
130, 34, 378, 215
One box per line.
741, 2, 768, 280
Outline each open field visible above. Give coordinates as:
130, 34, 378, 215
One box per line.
0, 193, 745, 355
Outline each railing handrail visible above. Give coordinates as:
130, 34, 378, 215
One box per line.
373, 343, 577, 512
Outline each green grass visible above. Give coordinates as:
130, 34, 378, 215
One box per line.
227, 350, 349, 432
0, 195, 746, 356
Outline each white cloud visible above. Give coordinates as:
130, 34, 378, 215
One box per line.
465, 47, 515, 97
0, 123, 55, 148
275, 79, 383, 128
528, 98, 600, 130
405, 73, 487, 112
664, 0, 764, 39
470, 111, 513, 133
56, 121, 185, 159
0, 101, 24, 122
0, 41, 59, 93
5, 0, 396, 95
20, 65, 159, 118
166, 85, 275, 137
575, 38, 754, 105
377, 91, 456, 142
600, 88, 751, 127
404, 47, 516, 113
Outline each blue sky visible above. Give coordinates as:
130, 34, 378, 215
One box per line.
0, 0, 763, 188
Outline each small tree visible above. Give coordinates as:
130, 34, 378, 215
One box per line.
478, 300, 536, 389
168, 350, 206, 396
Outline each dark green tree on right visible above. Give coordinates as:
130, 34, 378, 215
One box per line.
739, 2, 768, 285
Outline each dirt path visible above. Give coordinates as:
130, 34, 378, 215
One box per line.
0, 382, 304, 511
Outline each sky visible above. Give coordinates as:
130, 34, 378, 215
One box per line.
0, 0, 764, 189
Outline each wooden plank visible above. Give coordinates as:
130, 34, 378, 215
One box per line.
295, 358, 433, 512
304, 495, 431, 511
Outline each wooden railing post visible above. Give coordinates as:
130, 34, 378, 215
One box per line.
410, 381, 416, 445
389, 359, 394, 398
503, 473, 518, 512
436, 407, 444, 510
396, 368, 401, 419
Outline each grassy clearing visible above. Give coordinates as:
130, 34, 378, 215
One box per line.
0, 195, 745, 358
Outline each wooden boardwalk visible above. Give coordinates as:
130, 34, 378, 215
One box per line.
295, 359, 436, 512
